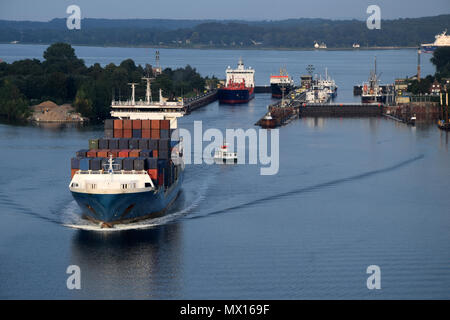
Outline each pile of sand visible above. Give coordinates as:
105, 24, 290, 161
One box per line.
30, 100, 85, 122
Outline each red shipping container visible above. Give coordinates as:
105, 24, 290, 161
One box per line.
132, 119, 142, 129
124, 119, 132, 129
142, 129, 151, 138
109, 149, 120, 157
123, 129, 132, 138
151, 119, 160, 129
97, 149, 109, 158
153, 150, 158, 158
71, 169, 78, 179
151, 129, 160, 139
114, 119, 123, 129
129, 149, 141, 157
160, 119, 170, 130
87, 150, 98, 157
114, 129, 123, 138
147, 169, 158, 182
142, 120, 151, 129
118, 149, 130, 157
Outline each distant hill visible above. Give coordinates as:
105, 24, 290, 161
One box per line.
0, 15, 449, 49
0, 18, 213, 31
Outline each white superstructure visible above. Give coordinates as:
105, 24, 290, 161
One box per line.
69, 156, 155, 195
110, 78, 184, 128
305, 85, 330, 103
270, 68, 294, 86
225, 58, 255, 87
214, 143, 237, 164
317, 68, 337, 98
421, 30, 450, 48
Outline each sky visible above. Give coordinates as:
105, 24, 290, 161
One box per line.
0, 0, 449, 21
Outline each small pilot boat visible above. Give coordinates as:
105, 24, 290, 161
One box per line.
214, 143, 237, 164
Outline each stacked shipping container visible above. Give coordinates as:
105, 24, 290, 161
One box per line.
70, 119, 181, 187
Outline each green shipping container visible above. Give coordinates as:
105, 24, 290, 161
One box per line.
89, 139, 99, 150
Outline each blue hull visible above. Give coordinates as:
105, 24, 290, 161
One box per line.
71, 174, 183, 224
218, 88, 254, 104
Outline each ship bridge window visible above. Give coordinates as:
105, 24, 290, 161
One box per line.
71, 183, 79, 188
88, 184, 97, 190
121, 183, 136, 189
145, 183, 151, 188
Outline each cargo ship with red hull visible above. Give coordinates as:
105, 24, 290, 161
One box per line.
218, 58, 255, 104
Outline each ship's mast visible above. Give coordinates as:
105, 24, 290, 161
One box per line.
374, 56, 377, 77
417, 48, 421, 82
128, 82, 138, 105
108, 154, 114, 175
156, 50, 160, 70
142, 77, 154, 104
238, 57, 244, 70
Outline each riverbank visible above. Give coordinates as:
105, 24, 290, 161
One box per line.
0, 42, 421, 52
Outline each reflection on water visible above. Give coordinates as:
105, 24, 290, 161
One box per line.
31, 122, 88, 131
439, 130, 449, 149
70, 223, 183, 299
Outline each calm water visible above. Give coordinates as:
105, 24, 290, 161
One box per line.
0, 43, 436, 102
0, 45, 449, 299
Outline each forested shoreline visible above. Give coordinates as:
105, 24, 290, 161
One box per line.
0, 43, 449, 123
0, 43, 213, 122
0, 15, 449, 49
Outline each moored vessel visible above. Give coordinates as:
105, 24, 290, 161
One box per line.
259, 112, 276, 129
270, 68, 295, 98
218, 58, 255, 104
360, 57, 387, 104
317, 68, 337, 99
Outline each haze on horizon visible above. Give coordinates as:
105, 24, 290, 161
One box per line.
0, 0, 449, 22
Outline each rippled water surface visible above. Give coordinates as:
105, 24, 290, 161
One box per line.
0, 45, 449, 299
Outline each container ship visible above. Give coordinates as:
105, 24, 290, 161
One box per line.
421, 30, 450, 53
68, 78, 185, 228
270, 68, 295, 98
218, 58, 255, 104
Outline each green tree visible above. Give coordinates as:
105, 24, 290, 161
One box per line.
43, 72, 68, 104
0, 80, 30, 121
73, 85, 93, 119
42, 42, 85, 74
0, 43, 209, 122
431, 47, 450, 80
408, 75, 434, 94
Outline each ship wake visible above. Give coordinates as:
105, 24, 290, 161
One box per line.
186, 154, 425, 220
